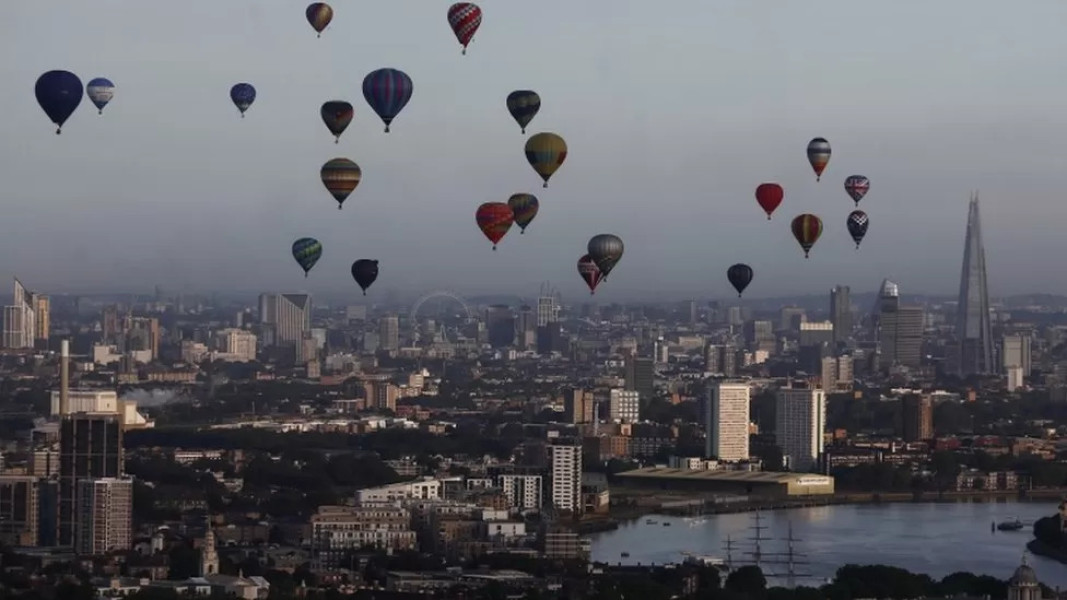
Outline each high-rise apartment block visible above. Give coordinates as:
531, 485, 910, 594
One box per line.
213, 328, 257, 362
901, 394, 934, 442
75, 478, 132, 555
775, 388, 826, 472
563, 388, 594, 424
706, 383, 750, 461
956, 193, 994, 375
498, 474, 543, 511
608, 389, 640, 424
547, 443, 582, 514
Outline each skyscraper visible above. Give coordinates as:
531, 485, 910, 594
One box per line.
258, 293, 312, 358
59, 413, 124, 546
830, 286, 851, 346
956, 193, 994, 376
3, 278, 37, 349
877, 280, 924, 370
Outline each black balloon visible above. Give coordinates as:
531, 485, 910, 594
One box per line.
846, 210, 869, 249
351, 260, 379, 295
727, 263, 753, 297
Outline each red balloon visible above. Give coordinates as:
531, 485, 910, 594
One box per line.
755, 183, 784, 220
577, 254, 604, 295
475, 202, 514, 250
447, 3, 482, 55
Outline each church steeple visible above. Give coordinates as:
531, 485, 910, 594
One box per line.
199, 527, 219, 576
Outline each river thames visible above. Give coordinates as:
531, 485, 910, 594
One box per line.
589, 500, 1067, 587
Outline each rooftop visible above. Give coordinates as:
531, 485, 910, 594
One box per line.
615, 468, 832, 484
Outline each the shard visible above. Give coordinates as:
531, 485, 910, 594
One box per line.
956, 192, 993, 375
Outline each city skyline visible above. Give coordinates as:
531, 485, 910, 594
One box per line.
3, 2, 1067, 298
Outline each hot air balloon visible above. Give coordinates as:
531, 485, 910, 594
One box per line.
577, 254, 604, 295
587, 234, 624, 278
321, 101, 353, 143
791, 214, 823, 258
525, 133, 567, 188
292, 238, 323, 277
506, 90, 540, 134
35, 70, 83, 134
85, 78, 114, 115
847, 210, 869, 249
507, 194, 539, 234
321, 158, 362, 209
230, 83, 256, 118
844, 175, 870, 206
727, 263, 754, 297
806, 137, 831, 181
362, 68, 413, 133
447, 2, 482, 55
755, 183, 784, 220
306, 2, 333, 37
475, 203, 514, 250
351, 260, 379, 295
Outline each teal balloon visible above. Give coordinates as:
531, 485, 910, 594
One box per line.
292, 238, 323, 277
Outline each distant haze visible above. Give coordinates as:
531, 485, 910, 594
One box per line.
2, 1, 1066, 302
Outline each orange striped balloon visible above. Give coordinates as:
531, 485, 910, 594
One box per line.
321, 158, 361, 209
791, 214, 823, 258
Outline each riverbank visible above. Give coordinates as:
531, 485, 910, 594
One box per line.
575, 488, 1067, 533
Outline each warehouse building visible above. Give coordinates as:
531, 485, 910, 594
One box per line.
613, 468, 834, 498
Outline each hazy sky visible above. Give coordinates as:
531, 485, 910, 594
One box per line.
2, 1, 1066, 302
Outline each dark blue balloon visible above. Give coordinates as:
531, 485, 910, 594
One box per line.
230, 83, 256, 117
35, 70, 83, 134
362, 69, 413, 133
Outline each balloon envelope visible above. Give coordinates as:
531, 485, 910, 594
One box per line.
321, 101, 354, 142
475, 202, 515, 249
351, 260, 379, 295
306, 2, 333, 34
447, 2, 482, 53
230, 83, 256, 116
362, 68, 413, 132
85, 77, 115, 114
577, 254, 604, 295
727, 263, 754, 297
806, 137, 831, 181
292, 238, 323, 276
507, 194, 539, 233
791, 214, 824, 258
321, 158, 362, 208
755, 183, 784, 220
844, 175, 870, 206
847, 210, 869, 248
35, 70, 83, 133
506, 90, 540, 133
587, 234, 624, 277
525, 132, 567, 187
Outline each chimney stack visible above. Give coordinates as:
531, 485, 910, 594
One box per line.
60, 339, 69, 415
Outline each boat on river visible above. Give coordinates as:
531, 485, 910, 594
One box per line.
997, 518, 1025, 531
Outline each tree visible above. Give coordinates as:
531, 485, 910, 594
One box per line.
725, 566, 767, 600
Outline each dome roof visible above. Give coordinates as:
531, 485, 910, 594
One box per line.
1010, 563, 1038, 586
